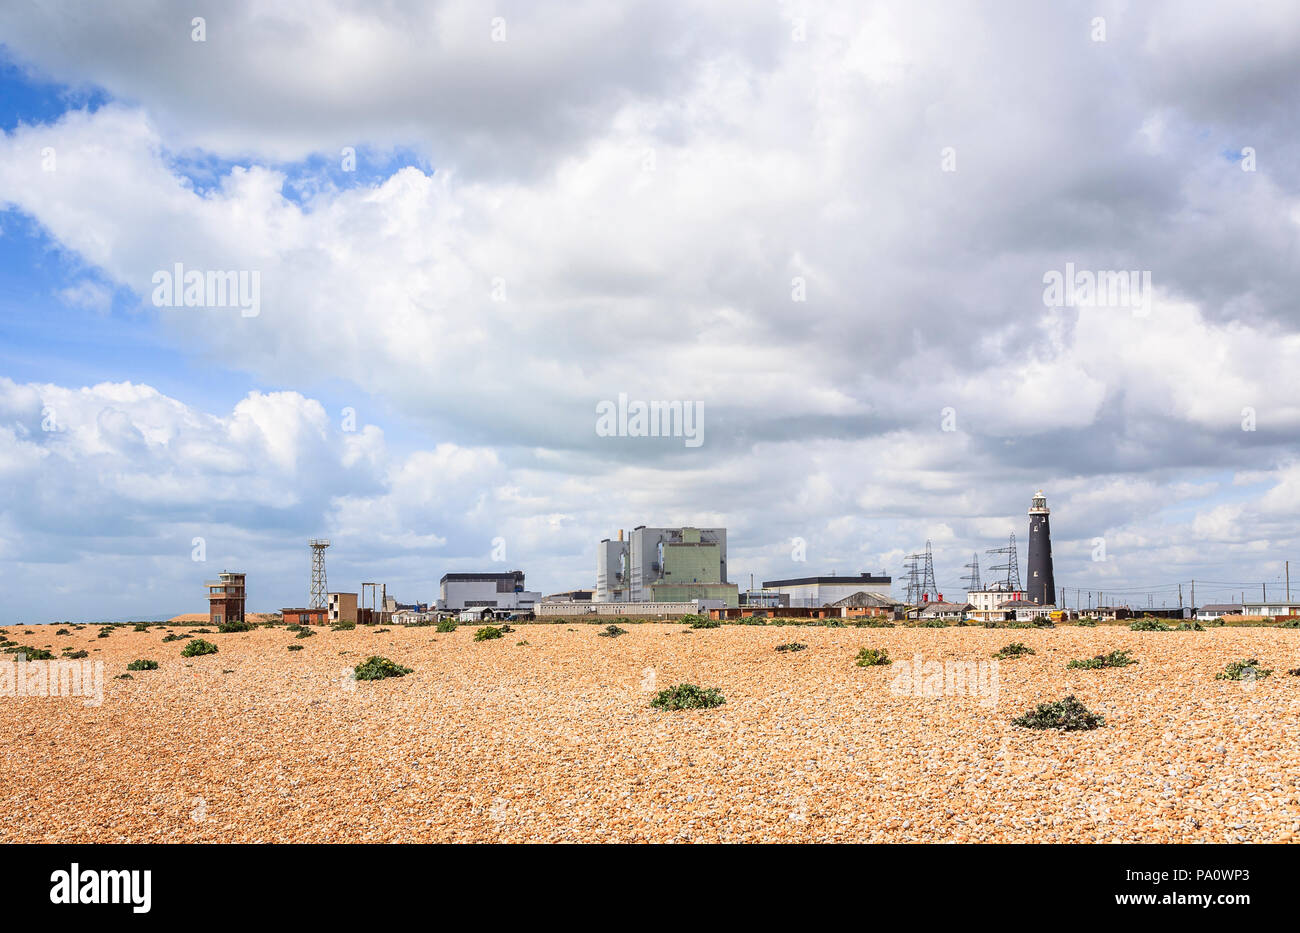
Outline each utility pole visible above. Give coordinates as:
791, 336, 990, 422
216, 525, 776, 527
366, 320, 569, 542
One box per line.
1178, 583, 1183, 610
1191, 579, 1195, 610
1287, 561, 1291, 601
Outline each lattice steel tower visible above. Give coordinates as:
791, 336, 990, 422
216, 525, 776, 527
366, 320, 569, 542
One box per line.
986, 533, 1022, 592
309, 538, 331, 609
961, 553, 982, 592
905, 540, 939, 604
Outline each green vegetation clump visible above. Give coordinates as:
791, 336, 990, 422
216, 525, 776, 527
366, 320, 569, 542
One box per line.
133, 622, 150, 632
373, 628, 390, 633
295, 629, 315, 639
116, 673, 133, 680
474, 626, 504, 641
993, 642, 1035, 660
855, 647, 892, 667
775, 642, 808, 652
161, 633, 187, 643
1013, 695, 1104, 731
1216, 658, 1273, 681
1177, 621, 1205, 631
854, 618, 895, 628
1067, 649, 1137, 670
1130, 619, 1172, 632
180, 639, 218, 658
55, 628, 70, 635
331, 620, 357, 631
918, 618, 949, 628
435, 619, 457, 633
598, 625, 628, 638
63, 649, 89, 659
287, 644, 304, 651
516, 640, 530, 646
650, 683, 726, 711
683, 615, 720, 629
1075, 619, 1097, 627
353, 656, 412, 680
1279, 618, 1300, 629
10, 647, 54, 660
126, 659, 159, 671
217, 619, 252, 633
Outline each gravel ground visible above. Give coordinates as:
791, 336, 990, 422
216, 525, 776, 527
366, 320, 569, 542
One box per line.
2, 623, 1298, 842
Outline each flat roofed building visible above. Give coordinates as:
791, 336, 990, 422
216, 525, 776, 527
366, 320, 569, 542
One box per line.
627, 526, 728, 602
206, 571, 246, 627
437, 570, 541, 612
328, 592, 358, 624
761, 573, 891, 609
596, 536, 630, 602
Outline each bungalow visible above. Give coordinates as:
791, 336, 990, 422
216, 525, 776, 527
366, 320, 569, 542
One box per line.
1240, 601, 1300, 619
999, 599, 1056, 623
1195, 604, 1243, 621
915, 600, 971, 622
281, 607, 328, 625
830, 591, 904, 619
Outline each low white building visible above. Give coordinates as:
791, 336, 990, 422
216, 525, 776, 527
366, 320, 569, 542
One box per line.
1240, 601, 1300, 618
1195, 604, 1242, 621
999, 599, 1057, 623
437, 571, 540, 612
762, 573, 892, 609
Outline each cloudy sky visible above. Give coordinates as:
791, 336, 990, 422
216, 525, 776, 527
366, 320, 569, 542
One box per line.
1, 1, 1299, 622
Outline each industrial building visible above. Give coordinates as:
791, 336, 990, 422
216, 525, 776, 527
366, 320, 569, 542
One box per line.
327, 592, 358, 624
761, 573, 892, 609
281, 607, 327, 625
596, 533, 630, 602
206, 571, 246, 627
437, 570, 540, 613
598, 526, 738, 608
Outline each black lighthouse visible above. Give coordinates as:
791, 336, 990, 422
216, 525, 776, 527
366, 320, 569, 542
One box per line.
1026, 490, 1056, 606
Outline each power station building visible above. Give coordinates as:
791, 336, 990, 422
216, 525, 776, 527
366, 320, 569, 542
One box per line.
1026, 490, 1056, 606
596, 526, 738, 607
436, 570, 541, 613
761, 573, 892, 609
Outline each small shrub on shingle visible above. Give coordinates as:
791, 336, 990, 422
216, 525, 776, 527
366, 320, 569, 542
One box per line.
353, 656, 412, 680
1216, 658, 1272, 681
993, 642, 1034, 660
1013, 695, 1104, 731
855, 647, 892, 667
180, 639, 218, 658
1067, 649, 1137, 670
650, 684, 725, 711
